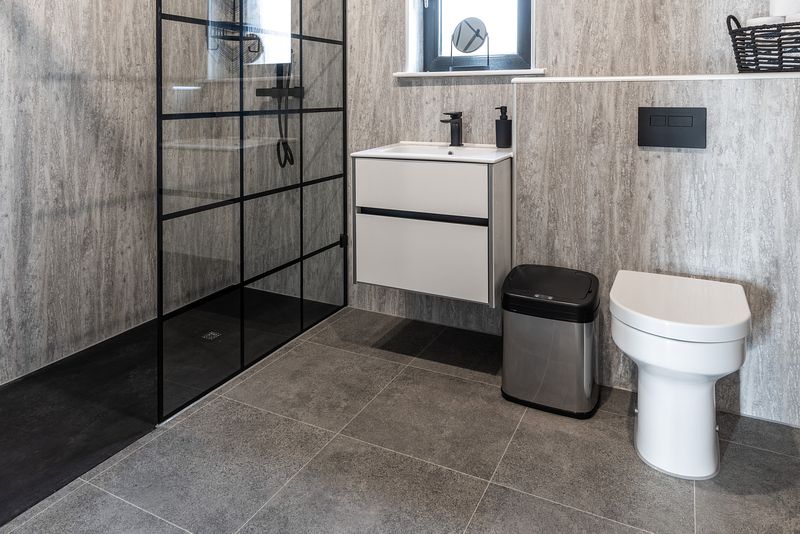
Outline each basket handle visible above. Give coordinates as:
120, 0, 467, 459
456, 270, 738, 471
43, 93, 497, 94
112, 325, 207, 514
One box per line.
727, 15, 742, 32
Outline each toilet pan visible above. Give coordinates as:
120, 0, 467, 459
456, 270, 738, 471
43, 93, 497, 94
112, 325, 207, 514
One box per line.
609, 271, 751, 480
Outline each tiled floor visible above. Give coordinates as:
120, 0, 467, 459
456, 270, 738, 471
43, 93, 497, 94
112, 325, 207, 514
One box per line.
3, 308, 799, 534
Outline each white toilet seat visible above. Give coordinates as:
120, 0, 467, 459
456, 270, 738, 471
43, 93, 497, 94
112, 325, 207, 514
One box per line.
610, 270, 751, 343
609, 270, 751, 480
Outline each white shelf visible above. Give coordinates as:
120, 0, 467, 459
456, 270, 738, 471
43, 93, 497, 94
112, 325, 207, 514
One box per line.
393, 68, 546, 79
511, 73, 800, 84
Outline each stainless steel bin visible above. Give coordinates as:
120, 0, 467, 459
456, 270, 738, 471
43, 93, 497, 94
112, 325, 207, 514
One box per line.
501, 265, 600, 419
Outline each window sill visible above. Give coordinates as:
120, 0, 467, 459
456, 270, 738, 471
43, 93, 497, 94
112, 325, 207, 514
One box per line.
393, 68, 546, 79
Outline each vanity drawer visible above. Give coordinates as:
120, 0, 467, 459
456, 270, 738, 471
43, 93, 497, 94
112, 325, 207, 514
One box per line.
354, 158, 489, 218
355, 214, 489, 304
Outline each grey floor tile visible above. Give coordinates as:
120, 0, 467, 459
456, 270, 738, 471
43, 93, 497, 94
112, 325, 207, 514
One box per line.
696, 441, 800, 534
211, 345, 293, 397
309, 308, 444, 364
160, 392, 219, 429
238, 435, 486, 534
343, 367, 525, 479
467, 484, 641, 534
412, 327, 503, 386
81, 428, 168, 481
11, 484, 184, 534
210, 307, 351, 399
297, 306, 353, 340
493, 409, 694, 533
0, 479, 86, 534
597, 387, 637, 417
717, 412, 800, 458
225, 342, 403, 431
92, 397, 331, 534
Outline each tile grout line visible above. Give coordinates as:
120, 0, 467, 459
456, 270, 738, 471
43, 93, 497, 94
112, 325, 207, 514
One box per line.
230, 328, 440, 534
223, 396, 490, 486
405, 361, 502, 388
304, 338, 503, 390
215, 307, 351, 398
490, 482, 654, 534
220, 395, 337, 435
82, 480, 193, 534
232, 430, 340, 534
338, 434, 490, 484
693, 481, 697, 534
212, 342, 302, 396
6, 481, 88, 534
83, 430, 166, 482
719, 437, 800, 459
85, 393, 221, 483
462, 407, 527, 534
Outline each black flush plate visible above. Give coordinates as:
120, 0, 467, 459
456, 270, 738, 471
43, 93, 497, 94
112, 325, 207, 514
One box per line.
638, 107, 707, 149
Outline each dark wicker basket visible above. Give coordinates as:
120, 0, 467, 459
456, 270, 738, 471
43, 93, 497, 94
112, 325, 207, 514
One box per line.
728, 15, 800, 72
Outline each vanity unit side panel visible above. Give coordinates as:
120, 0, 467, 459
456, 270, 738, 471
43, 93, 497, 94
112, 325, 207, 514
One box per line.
491, 158, 514, 309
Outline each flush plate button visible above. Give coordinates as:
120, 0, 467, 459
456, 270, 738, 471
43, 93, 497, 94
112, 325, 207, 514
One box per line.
638, 107, 707, 149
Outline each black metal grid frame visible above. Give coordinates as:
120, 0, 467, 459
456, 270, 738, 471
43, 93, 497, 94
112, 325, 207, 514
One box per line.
156, 0, 348, 422
423, 0, 532, 72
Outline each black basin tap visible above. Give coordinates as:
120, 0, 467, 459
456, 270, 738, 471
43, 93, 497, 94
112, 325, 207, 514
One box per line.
441, 112, 464, 147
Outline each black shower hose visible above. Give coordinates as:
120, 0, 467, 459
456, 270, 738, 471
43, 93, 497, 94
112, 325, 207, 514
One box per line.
276, 61, 295, 169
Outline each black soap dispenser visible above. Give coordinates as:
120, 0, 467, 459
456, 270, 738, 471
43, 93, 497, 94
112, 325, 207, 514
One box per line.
495, 106, 512, 148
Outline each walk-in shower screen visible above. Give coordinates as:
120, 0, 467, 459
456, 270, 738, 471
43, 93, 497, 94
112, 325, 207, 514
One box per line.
156, 0, 347, 421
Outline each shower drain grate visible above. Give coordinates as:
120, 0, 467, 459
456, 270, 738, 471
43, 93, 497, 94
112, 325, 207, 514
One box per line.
201, 331, 223, 342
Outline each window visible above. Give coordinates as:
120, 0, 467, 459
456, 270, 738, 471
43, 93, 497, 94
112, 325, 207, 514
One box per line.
423, 0, 532, 72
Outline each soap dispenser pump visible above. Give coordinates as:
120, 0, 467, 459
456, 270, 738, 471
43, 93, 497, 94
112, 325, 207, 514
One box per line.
495, 106, 512, 148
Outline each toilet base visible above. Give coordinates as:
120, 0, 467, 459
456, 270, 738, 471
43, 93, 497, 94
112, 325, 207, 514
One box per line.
634, 364, 721, 480
633, 417, 720, 481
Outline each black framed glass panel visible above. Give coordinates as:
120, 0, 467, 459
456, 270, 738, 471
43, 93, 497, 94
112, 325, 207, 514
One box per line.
303, 111, 343, 182
157, 0, 346, 422
162, 19, 240, 115
163, 289, 242, 415
162, 204, 240, 314
244, 113, 301, 194
303, 246, 344, 329
303, 178, 343, 253
162, 117, 240, 214
244, 265, 302, 365
244, 190, 301, 279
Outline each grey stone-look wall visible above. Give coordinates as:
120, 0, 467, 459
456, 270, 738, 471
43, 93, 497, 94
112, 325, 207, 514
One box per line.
346, 1, 754, 336
0, 1, 157, 384
347, 1, 800, 426
514, 78, 800, 427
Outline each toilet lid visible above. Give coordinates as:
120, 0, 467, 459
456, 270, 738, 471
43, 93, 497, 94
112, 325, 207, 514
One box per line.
609, 271, 751, 343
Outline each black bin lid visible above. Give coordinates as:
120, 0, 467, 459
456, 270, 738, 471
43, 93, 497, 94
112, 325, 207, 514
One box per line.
502, 265, 600, 323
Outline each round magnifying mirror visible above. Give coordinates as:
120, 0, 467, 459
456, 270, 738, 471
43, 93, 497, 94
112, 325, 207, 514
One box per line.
452, 17, 488, 53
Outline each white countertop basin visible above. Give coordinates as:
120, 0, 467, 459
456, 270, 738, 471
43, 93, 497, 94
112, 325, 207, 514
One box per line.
351, 142, 513, 164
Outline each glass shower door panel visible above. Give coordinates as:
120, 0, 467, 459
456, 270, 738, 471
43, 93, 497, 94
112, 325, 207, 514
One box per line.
302, 40, 344, 109
162, 19, 240, 115
244, 265, 302, 365
244, 114, 301, 195
303, 246, 344, 329
303, 112, 343, 182
162, 117, 240, 215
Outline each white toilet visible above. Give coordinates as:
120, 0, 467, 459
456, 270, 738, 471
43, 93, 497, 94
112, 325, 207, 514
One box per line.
609, 270, 751, 480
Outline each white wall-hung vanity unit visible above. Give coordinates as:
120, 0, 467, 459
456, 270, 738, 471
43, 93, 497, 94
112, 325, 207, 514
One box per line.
352, 142, 513, 307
